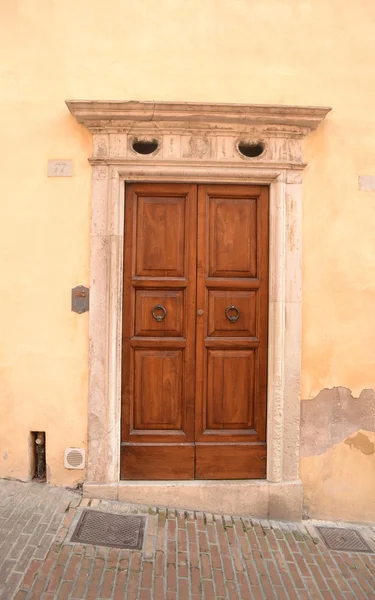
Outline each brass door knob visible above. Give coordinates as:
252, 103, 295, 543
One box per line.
197, 309, 204, 316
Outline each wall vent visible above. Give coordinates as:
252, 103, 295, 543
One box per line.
64, 447, 86, 470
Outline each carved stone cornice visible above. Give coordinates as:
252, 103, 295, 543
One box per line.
66, 100, 330, 132
66, 100, 331, 169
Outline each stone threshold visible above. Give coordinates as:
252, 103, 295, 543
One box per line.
83, 480, 302, 521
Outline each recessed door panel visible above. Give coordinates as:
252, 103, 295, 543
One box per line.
135, 195, 186, 277
134, 349, 183, 430
207, 290, 257, 337
209, 195, 257, 277
195, 445, 266, 480
134, 290, 184, 337
206, 349, 255, 430
122, 445, 195, 480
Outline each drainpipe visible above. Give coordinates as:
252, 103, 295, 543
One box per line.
35, 432, 46, 480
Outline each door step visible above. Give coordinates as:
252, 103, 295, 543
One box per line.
83, 480, 302, 520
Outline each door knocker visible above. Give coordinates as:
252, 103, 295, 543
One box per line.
152, 304, 167, 322
225, 305, 240, 323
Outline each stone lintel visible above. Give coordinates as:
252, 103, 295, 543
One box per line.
66, 100, 331, 134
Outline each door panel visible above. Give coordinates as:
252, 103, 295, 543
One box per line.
195, 185, 268, 479
134, 290, 184, 337
121, 184, 197, 480
135, 195, 186, 277
207, 290, 257, 337
206, 350, 255, 430
195, 445, 267, 480
209, 194, 257, 277
134, 350, 183, 430
123, 445, 195, 480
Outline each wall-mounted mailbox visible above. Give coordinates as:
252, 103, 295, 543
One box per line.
71, 285, 89, 314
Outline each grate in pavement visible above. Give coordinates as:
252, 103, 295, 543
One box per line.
316, 526, 373, 553
70, 509, 146, 549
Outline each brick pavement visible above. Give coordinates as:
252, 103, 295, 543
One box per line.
1, 480, 374, 599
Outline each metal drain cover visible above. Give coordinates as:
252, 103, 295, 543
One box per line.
70, 510, 146, 549
316, 526, 373, 553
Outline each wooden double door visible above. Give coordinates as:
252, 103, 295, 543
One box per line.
121, 183, 268, 480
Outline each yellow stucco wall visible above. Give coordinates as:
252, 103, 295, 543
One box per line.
301, 430, 375, 523
1, 0, 375, 518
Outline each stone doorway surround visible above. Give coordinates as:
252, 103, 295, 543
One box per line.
66, 101, 330, 520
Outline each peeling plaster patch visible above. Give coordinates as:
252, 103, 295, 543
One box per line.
344, 432, 375, 455
300, 387, 375, 457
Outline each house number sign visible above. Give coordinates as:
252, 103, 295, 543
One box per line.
47, 159, 73, 177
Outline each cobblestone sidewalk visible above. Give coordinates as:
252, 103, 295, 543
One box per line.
1, 480, 374, 599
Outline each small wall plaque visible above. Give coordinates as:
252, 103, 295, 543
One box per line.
72, 285, 89, 314
359, 175, 375, 191
48, 159, 73, 177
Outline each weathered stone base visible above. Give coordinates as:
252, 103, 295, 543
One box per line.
83, 480, 302, 521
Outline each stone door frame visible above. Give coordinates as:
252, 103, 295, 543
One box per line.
67, 101, 330, 519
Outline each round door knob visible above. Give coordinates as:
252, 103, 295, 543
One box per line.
197, 309, 204, 316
